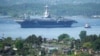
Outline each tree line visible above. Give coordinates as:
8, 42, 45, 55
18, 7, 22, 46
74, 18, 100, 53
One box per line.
0, 34, 46, 56
0, 3, 100, 17
0, 31, 100, 56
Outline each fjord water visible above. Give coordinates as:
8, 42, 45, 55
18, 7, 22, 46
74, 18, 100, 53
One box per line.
0, 16, 100, 39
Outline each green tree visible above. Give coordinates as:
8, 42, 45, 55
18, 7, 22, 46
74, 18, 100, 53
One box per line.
58, 34, 72, 45
70, 41, 74, 49
25, 34, 37, 44
58, 34, 70, 41
43, 38, 47, 43
0, 39, 3, 49
83, 42, 92, 49
76, 52, 91, 56
37, 36, 43, 45
74, 39, 81, 49
79, 31, 87, 42
92, 39, 100, 51
15, 38, 23, 49
98, 34, 100, 38
3, 37, 13, 45
83, 35, 98, 43
41, 48, 46, 56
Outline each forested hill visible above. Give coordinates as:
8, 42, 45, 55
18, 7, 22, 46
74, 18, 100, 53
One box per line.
0, 3, 100, 16
0, 0, 100, 6
0, 0, 100, 16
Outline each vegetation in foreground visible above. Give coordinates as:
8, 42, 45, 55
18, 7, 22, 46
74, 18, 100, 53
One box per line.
0, 31, 100, 56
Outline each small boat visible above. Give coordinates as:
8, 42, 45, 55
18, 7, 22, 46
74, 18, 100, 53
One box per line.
84, 23, 91, 28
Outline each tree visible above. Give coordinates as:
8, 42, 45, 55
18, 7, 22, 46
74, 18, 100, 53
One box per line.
74, 39, 81, 49
98, 34, 100, 40
76, 52, 91, 56
37, 36, 43, 45
83, 35, 98, 43
15, 38, 23, 49
43, 38, 47, 43
70, 41, 74, 49
92, 39, 100, 51
58, 34, 70, 41
14, 38, 24, 55
25, 34, 37, 44
41, 48, 46, 56
0, 39, 3, 49
83, 42, 92, 49
3, 37, 13, 45
79, 31, 87, 42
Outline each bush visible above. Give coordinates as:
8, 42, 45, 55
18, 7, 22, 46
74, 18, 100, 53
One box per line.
75, 52, 91, 56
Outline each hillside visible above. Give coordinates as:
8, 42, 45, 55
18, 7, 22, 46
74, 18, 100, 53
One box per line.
0, 3, 100, 17
0, 0, 100, 6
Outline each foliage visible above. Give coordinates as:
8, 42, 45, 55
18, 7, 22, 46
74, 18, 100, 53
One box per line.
41, 48, 46, 56
43, 38, 47, 43
70, 41, 74, 49
79, 31, 100, 51
15, 38, 23, 49
0, 42, 3, 49
83, 42, 92, 48
79, 31, 86, 42
37, 36, 43, 45
84, 35, 98, 43
25, 34, 43, 47
58, 34, 70, 41
1, 3, 100, 16
74, 39, 81, 49
92, 38, 100, 51
0, 33, 100, 56
75, 52, 91, 56
3, 37, 13, 45
70, 38, 76, 49
25, 34, 37, 44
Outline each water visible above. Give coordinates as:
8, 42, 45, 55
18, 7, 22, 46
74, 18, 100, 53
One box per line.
0, 16, 100, 39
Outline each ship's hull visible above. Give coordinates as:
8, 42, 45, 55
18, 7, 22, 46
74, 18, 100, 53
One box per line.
20, 23, 73, 28
16, 19, 77, 28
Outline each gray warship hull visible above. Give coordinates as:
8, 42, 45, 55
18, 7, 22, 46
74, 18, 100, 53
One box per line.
16, 19, 77, 28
